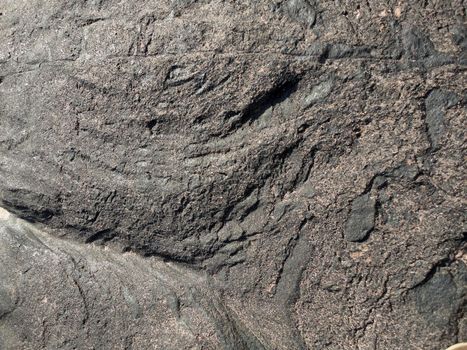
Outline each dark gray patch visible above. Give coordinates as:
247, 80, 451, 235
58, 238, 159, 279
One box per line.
344, 193, 376, 242
0, 287, 15, 318
1, 189, 62, 223
402, 26, 436, 60
306, 42, 372, 62
425, 89, 460, 149
411, 270, 459, 329
451, 25, 467, 50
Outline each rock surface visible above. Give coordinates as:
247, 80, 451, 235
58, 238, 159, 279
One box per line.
344, 193, 376, 242
0, 208, 265, 350
0, 0, 466, 349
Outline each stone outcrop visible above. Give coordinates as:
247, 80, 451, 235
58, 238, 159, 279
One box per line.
0, 0, 465, 349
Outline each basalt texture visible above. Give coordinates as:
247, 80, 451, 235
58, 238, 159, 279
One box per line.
0, 0, 466, 349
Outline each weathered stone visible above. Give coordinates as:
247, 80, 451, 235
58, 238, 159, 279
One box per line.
303, 79, 333, 108
425, 89, 460, 149
344, 193, 376, 242
0, 0, 465, 349
402, 26, 436, 60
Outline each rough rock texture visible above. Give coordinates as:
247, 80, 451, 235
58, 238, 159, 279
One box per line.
0, 0, 466, 349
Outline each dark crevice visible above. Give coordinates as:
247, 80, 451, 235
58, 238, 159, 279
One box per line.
1, 194, 61, 224
85, 228, 116, 244
77, 17, 107, 27
226, 76, 301, 133
142, 248, 201, 267
145, 119, 158, 130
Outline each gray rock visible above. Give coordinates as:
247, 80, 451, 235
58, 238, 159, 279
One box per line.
425, 89, 460, 149
402, 26, 436, 60
303, 79, 333, 108
218, 220, 244, 243
0, 0, 466, 348
344, 193, 375, 242
412, 270, 459, 329
0, 210, 266, 350
282, 0, 317, 28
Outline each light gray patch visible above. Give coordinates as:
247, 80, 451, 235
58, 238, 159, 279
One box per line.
283, 0, 317, 28
303, 80, 333, 108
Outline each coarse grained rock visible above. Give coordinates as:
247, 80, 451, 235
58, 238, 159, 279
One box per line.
0, 0, 466, 349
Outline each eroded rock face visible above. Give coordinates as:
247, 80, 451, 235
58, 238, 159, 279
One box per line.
0, 0, 466, 349
0, 209, 265, 350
